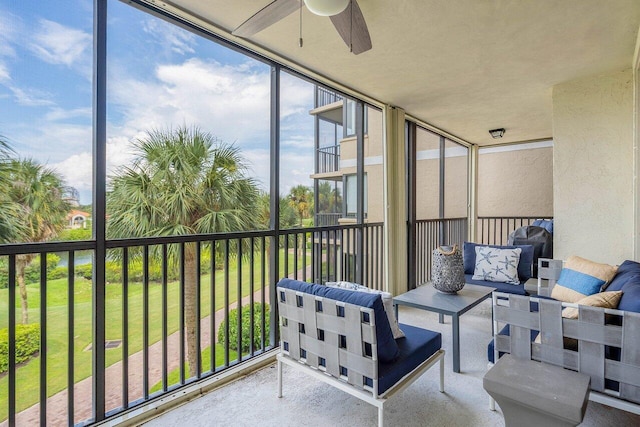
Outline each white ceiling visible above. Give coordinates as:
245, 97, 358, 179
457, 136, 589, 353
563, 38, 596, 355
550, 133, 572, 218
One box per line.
164, 0, 640, 146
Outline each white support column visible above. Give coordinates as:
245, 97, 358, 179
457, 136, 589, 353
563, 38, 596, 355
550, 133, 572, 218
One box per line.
633, 26, 640, 260
468, 144, 479, 243
383, 106, 407, 295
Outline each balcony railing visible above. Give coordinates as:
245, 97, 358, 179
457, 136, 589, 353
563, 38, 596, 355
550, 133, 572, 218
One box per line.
316, 144, 340, 174
477, 216, 553, 245
315, 212, 342, 227
0, 222, 383, 425
414, 217, 468, 286
316, 86, 343, 108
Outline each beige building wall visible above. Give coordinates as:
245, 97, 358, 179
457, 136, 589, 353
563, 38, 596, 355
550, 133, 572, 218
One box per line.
477, 144, 554, 217
552, 68, 634, 264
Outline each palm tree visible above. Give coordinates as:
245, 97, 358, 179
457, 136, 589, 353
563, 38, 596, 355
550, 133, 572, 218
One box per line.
0, 135, 24, 243
288, 185, 312, 227
107, 126, 259, 378
7, 159, 71, 323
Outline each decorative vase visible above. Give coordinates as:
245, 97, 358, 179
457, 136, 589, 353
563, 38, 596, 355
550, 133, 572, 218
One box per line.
431, 245, 465, 293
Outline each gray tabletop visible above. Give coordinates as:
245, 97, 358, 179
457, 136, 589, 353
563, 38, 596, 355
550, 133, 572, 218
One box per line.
393, 283, 495, 316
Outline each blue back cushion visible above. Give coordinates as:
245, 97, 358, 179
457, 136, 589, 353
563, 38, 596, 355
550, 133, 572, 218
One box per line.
463, 242, 534, 282
606, 260, 640, 312
277, 278, 400, 362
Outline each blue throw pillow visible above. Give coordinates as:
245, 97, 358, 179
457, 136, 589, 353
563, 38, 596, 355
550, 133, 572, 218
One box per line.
277, 278, 400, 362
463, 242, 534, 282
605, 260, 640, 312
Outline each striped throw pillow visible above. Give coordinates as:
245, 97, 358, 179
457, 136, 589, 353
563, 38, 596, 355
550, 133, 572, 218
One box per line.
551, 256, 618, 303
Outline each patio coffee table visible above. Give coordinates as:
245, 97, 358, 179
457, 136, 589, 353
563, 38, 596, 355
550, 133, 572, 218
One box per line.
393, 283, 495, 373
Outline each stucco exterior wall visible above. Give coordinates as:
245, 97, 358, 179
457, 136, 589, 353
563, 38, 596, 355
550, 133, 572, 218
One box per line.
477, 145, 553, 217
552, 68, 634, 263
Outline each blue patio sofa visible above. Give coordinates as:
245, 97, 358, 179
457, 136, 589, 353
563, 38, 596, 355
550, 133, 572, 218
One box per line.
463, 242, 535, 295
276, 278, 445, 427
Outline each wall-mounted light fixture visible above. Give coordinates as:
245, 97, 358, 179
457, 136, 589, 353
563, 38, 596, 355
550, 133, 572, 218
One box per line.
489, 128, 505, 138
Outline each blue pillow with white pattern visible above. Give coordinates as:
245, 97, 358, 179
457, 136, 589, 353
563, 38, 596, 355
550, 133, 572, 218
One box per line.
471, 246, 522, 285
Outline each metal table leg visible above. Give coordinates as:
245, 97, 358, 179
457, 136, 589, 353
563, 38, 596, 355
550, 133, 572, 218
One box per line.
452, 314, 460, 373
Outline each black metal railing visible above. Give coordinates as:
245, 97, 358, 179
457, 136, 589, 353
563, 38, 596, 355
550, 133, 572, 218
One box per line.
316, 86, 343, 107
415, 217, 468, 286
477, 216, 552, 245
0, 222, 384, 425
315, 212, 342, 227
317, 144, 340, 174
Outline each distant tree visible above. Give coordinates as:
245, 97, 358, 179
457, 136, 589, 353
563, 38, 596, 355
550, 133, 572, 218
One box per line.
7, 159, 71, 323
317, 181, 341, 214
288, 185, 312, 227
107, 126, 259, 378
256, 191, 298, 230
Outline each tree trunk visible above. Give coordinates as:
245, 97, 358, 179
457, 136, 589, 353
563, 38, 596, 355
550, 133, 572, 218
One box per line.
184, 243, 199, 378
16, 255, 32, 324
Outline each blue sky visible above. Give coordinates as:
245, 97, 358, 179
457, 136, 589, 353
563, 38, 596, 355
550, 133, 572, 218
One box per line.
0, 0, 316, 205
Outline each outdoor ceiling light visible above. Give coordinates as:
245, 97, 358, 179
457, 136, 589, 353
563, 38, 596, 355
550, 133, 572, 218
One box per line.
304, 0, 350, 16
489, 128, 505, 138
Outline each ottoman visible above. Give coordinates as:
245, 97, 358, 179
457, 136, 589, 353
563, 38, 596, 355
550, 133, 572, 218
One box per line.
484, 354, 590, 427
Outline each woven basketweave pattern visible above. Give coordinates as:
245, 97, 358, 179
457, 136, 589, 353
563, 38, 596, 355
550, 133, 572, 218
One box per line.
278, 287, 378, 392
493, 293, 640, 404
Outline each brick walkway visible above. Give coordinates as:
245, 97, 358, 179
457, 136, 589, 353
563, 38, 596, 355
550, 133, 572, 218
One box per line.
3, 288, 272, 427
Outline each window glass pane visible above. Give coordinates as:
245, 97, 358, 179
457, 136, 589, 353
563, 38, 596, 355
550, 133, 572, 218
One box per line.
0, 0, 93, 244
444, 139, 468, 218
415, 127, 440, 220
105, 0, 271, 238
345, 173, 367, 217
345, 98, 356, 136
280, 71, 315, 228
364, 106, 382, 222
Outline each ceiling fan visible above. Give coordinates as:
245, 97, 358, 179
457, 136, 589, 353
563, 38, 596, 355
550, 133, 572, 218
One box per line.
232, 0, 372, 55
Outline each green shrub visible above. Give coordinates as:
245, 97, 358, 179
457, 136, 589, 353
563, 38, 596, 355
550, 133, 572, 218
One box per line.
0, 323, 40, 373
218, 303, 270, 353
75, 264, 93, 280
47, 266, 68, 280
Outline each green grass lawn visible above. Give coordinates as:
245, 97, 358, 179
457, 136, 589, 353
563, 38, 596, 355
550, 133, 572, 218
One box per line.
0, 248, 308, 421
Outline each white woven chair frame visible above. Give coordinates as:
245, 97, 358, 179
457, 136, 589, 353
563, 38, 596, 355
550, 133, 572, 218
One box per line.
492, 292, 640, 414
276, 286, 445, 427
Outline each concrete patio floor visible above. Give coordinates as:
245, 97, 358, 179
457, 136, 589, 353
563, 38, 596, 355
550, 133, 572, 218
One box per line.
142, 300, 640, 427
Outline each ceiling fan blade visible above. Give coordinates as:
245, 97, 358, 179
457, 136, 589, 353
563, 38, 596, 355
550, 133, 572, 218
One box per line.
329, 0, 372, 55
232, 0, 301, 37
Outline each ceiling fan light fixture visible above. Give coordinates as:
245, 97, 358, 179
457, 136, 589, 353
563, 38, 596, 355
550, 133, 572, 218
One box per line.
304, 0, 350, 17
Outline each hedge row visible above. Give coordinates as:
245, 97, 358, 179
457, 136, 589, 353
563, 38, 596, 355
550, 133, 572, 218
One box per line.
0, 323, 40, 373
0, 255, 61, 289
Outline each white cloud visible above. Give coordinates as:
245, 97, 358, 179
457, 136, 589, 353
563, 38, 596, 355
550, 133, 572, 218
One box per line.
51, 152, 92, 191
0, 12, 18, 58
9, 86, 55, 106
110, 57, 273, 145
0, 63, 9, 83
142, 19, 196, 55
45, 107, 92, 121
28, 19, 91, 72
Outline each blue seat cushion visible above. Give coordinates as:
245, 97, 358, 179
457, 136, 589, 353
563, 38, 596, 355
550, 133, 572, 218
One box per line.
277, 278, 400, 362
604, 260, 640, 313
465, 274, 527, 295
463, 242, 534, 282
374, 323, 441, 394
